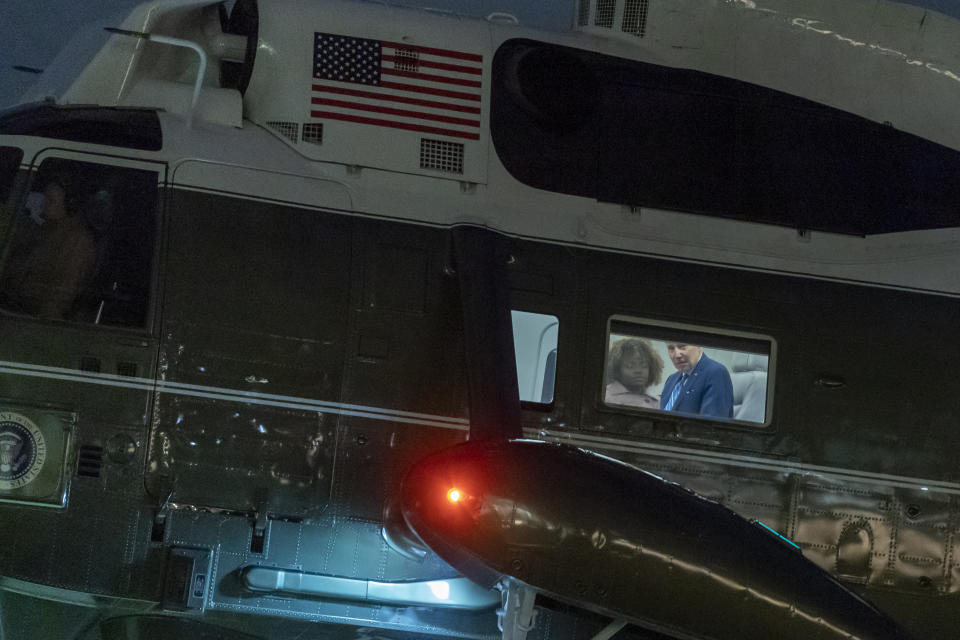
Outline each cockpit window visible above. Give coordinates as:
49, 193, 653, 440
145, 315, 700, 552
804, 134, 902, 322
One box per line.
0, 147, 22, 200
0, 147, 26, 284
0, 146, 24, 230
604, 317, 774, 425
0, 157, 158, 327
512, 310, 558, 405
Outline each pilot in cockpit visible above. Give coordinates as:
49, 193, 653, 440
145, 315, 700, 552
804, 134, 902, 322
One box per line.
0, 176, 99, 319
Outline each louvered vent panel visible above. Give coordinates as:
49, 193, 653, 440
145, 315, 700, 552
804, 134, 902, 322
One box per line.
117, 361, 137, 377
595, 0, 616, 28
420, 139, 464, 174
578, 0, 591, 26
77, 444, 104, 478
302, 123, 323, 145
267, 121, 299, 143
79, 356, 100, 373
622, 0, 649, 37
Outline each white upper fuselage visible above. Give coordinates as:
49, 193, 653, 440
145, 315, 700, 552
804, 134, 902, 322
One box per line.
18, 0, 960, 295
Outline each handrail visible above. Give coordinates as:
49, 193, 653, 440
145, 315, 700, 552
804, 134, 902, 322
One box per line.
104, 28, 207, 128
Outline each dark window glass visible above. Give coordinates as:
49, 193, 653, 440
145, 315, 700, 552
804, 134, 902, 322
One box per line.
0, 104, 162, 151
491, 39, 960, 235
0, 158, 158, 327
0, 146, 23, 203
0, 147, 26, 289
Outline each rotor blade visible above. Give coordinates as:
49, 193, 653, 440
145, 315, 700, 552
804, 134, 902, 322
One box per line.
401, 439, 913, 640
451, 225, 522, 441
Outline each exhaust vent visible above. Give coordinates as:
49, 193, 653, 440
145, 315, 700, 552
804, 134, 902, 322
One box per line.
622, 0, 649, 37
595, 0, 616, 28
267, 121, 299, 144
420, 139, 464, 174
77, 443, 104, 478
578, 0, 590, 26
302, 123, 323, 145
576, 0, 649, 38
117, 361, 137, 377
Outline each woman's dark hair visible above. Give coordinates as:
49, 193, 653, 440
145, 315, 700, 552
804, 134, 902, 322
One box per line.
606, 338, 664, 387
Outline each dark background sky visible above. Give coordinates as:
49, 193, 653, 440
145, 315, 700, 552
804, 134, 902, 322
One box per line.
3, 0, 960, 109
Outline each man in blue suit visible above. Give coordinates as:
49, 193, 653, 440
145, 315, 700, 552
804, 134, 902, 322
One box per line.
659, 343, 734, 419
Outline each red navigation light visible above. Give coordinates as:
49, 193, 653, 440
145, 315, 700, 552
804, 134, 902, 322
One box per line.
447, 488, 462, 503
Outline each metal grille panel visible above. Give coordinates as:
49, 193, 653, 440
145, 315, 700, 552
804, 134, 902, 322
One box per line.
595, 0, 616, 28
622, 0, 649, 36
267, 121, 298, 144
302, 123, 323, 145
77, 444, 103, 478
393, 47, 420, 72
117, 362, 137, 377
578, 0, 590, 26
420, 139, 464, 174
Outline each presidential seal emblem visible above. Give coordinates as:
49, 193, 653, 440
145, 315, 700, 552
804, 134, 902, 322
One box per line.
0, 412, 47, 490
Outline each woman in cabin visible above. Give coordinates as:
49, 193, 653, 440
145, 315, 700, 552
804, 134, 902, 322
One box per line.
604, 338, 664, 409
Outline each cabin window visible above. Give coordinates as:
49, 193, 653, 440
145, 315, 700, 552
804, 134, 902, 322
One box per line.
603, 317, 774, 425
0, 158, 158, 327
512, 310, 558, 405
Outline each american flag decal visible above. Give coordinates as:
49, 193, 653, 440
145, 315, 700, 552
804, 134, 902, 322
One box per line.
312, 33, 483, 141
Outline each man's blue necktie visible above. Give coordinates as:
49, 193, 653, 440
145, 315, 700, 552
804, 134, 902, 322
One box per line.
664, 374, 686, 411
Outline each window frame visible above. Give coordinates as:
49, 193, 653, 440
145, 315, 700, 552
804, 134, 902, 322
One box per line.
602, 314, 777, 428
0, 147, 166, 334
0, 145, 24, 195
0, 146, 27, 263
